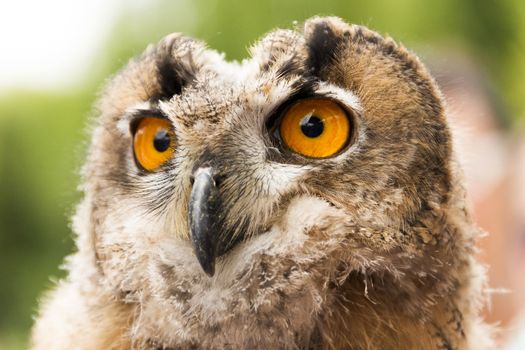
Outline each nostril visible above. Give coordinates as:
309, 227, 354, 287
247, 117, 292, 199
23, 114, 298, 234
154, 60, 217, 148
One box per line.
213, 174, 224, 187
191, 167, 223, 187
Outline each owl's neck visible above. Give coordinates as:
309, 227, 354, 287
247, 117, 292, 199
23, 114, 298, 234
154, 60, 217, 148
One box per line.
50, 250, 480, 350
87, 268, 470, 349
312, 271, 469, 349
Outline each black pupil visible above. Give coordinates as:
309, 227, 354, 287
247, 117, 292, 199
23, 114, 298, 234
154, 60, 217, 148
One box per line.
300, 115, 324, 138
153, 130, 171, 152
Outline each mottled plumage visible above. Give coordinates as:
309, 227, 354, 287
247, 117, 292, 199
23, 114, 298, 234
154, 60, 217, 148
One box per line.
31, 17, 493, 349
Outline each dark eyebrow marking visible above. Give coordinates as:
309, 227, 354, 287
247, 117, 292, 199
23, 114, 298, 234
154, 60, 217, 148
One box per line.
306, 21, 345, 76
289, 76, 319, 96
156, 59, 193, 99
153, 40, 198, 101
275, 55, 304, 79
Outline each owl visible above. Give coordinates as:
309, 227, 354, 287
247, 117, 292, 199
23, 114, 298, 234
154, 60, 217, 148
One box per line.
31, 17, 494, 349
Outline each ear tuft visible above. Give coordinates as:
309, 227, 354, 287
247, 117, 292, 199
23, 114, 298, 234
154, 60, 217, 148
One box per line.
303, 16, 349, 76
153, 34, 200, 101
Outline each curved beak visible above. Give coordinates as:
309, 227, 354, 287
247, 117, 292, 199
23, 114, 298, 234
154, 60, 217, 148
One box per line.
188, 167, 219, 276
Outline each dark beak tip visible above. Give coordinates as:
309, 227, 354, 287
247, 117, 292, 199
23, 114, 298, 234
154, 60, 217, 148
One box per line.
195, 252, 216, 277
203, 263, 215, 277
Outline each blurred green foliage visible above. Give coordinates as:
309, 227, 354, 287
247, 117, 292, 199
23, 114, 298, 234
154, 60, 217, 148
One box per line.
1, 0, 524, 348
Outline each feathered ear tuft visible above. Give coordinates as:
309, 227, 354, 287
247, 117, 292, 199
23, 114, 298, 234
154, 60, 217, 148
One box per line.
98, 34, 205, 119
302, 16, 444, 121
303, 16, 348, 78
153, 34, 201, 101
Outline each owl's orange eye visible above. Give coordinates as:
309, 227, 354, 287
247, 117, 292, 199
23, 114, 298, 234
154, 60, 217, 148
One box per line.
133, 117, 175, 171
279, 99, 351, 158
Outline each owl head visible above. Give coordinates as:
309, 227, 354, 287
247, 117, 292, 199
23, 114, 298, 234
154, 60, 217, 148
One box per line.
74, 16, 481, 348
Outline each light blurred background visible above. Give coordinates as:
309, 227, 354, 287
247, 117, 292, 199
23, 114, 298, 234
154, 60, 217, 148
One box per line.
1, 0, 524, 349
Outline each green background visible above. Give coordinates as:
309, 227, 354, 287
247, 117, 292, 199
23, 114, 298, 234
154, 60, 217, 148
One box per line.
1, 0, 524, 348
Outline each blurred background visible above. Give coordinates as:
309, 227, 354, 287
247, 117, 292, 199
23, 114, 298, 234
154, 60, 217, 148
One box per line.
1, 0, 524, 348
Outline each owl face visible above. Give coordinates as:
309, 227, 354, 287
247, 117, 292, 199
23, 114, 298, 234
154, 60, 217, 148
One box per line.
80, 17, 452, 343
